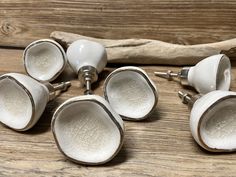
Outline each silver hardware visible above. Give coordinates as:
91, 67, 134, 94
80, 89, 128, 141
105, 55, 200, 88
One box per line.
154, 67, 190, 85
78, 66, 98, 95
45, 81, 71, 101
178, 91, 201, 108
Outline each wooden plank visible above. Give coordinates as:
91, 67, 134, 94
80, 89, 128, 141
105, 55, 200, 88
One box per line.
1, 0, 236, 48
1, 48, 236, 176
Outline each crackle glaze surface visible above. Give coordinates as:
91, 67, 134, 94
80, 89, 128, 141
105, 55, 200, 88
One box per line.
0, 73, 49, 131
190, 90, 236, 151
52, 95, 124, 165
0, 77, 32, 130
24, 40, 66, 82
200, 97, 236, 150
104, 67, 157, 120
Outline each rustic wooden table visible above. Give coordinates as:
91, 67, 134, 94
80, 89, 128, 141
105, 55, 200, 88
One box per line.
1, 49, 236, 177
1, 1, 236, 176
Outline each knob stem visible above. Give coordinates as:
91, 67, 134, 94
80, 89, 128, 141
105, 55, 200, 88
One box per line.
154, 67, 190, 85
178, 91, 201, 108
84, 77, 92, 95
54, 81, 71, 92
154, 70, 179, 80
45, 81, 71, 101
78, 66, 98, 95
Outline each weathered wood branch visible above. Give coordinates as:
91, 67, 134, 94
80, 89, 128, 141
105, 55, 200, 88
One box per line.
51, 31, 236, 65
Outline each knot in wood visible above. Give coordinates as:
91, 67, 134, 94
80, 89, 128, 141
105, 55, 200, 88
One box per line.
1, 21, 16, 35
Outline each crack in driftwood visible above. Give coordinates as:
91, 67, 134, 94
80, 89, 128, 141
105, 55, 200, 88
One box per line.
106, 41, 152, 48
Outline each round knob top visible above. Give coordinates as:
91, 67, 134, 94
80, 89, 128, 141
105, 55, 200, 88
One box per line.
188, 54, 231, 94
66, 39, 107, 74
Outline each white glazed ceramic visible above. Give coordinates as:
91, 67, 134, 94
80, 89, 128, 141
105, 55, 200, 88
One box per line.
104, 66, 158, 121
52, 95, 124, 165
190, 90, 236, 152
188, 54, 231, 94
0, 73, 49, 131
66, 39, 107, 74
23, 39, 67, 82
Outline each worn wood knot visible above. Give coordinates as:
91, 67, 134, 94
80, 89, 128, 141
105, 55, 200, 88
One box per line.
1, 21, 16, 35
221, 47, 236, 56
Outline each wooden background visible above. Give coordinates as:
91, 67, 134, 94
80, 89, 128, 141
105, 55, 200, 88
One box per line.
1, 0, 236, 176
1, 0, 236, 48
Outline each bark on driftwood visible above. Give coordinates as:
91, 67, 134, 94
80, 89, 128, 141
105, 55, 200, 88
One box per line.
50, 31, 236, 65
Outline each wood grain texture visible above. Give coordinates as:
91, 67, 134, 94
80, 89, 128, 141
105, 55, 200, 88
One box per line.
1, 48, 236, 177
1, 0, 236, 48
1, 1, 236, 175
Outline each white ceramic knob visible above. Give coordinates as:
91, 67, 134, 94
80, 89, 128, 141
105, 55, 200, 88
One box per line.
180, 90, 236, 152
188, 54, 231, 94
104, 66, 158, 121
0, 73, 70, 131
23, 39, 67, 82
155, 54, 231, 94
0, 73, 49, 131
66, 39, 107, 74
52, 95, 124, 165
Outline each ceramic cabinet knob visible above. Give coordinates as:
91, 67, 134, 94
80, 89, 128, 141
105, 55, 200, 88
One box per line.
52, 95, 124, 165
23, 39, 67, 82
67, 39, 107, 94
179, 90, 236, 152
155, 54, 231, 94
0, 73, 71, 131
52, 39, 124, 165
67, 39, 107, 74
187, 54, 231, 94
104, 66, 158, 121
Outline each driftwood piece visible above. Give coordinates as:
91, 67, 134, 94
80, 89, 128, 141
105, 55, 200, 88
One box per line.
51, 31, 236, 65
